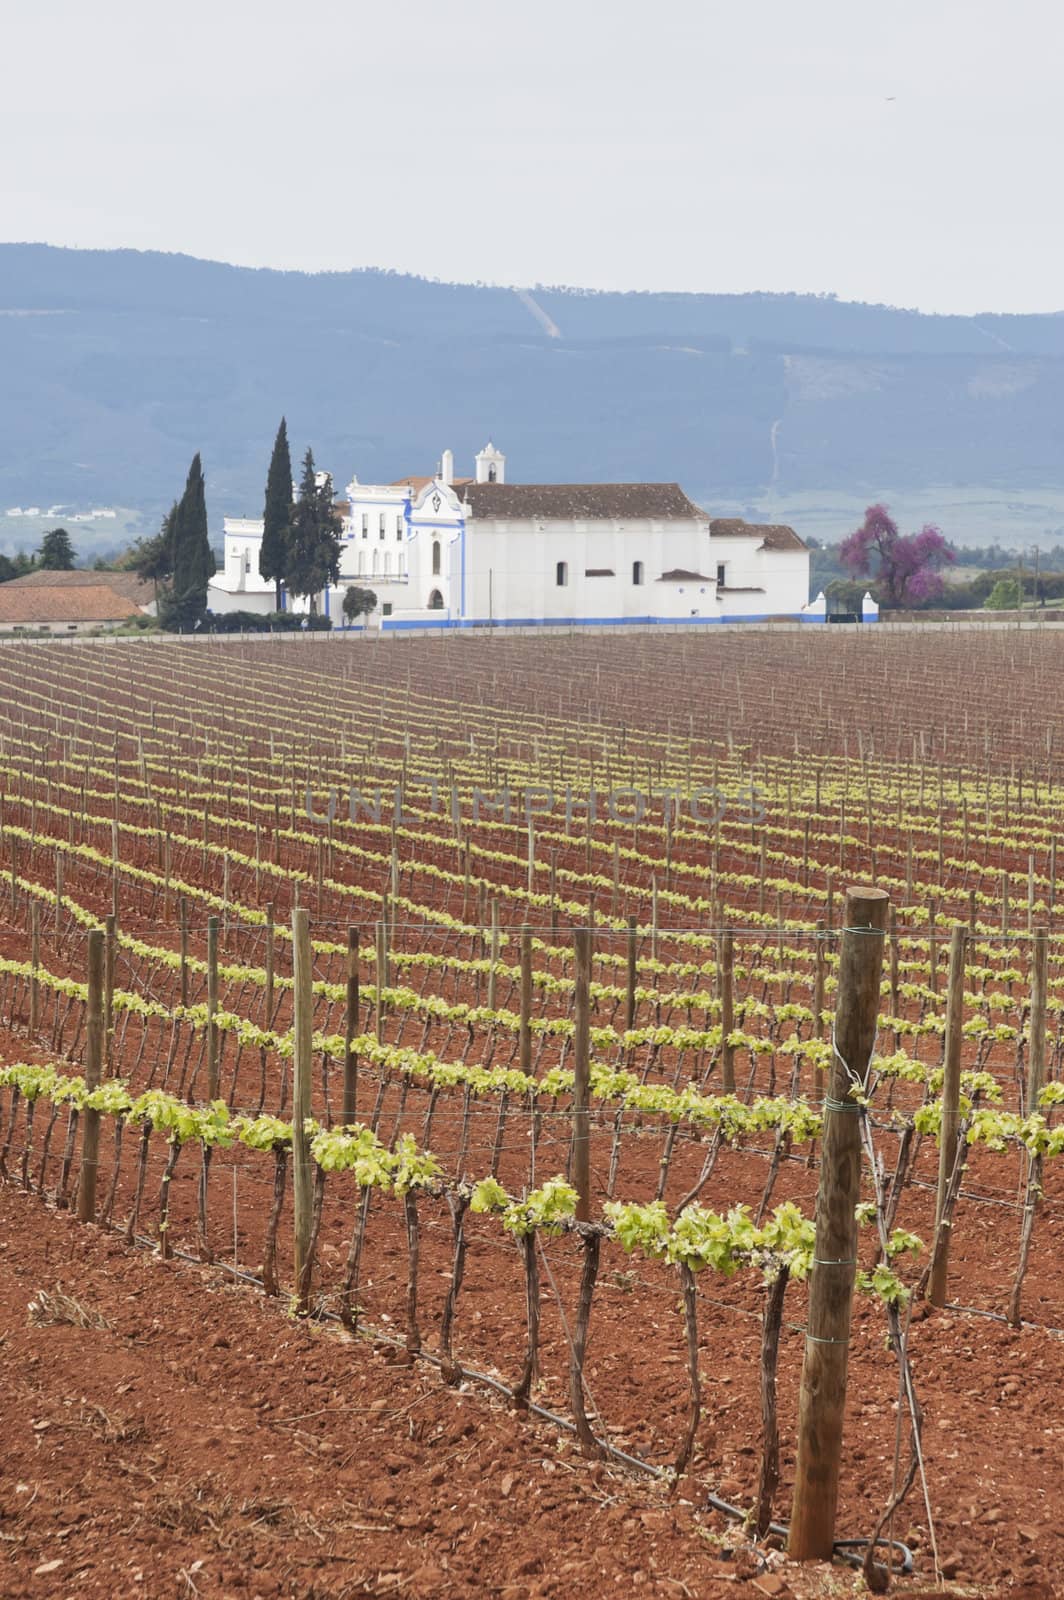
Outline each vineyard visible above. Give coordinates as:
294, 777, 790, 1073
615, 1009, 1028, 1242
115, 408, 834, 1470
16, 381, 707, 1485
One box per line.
3, 628, 1064, 1596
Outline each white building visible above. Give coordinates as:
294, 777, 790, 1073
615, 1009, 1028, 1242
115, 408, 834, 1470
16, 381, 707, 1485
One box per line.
208, 444, 810, 627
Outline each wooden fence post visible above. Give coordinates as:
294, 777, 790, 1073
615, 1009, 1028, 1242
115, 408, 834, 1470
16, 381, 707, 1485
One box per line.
375, 919, 388, 1044
625, 914, 638, 1033
206, 915, 219, 1100
76, 928, 105, 1224
292, 908, 314, 1308
1024, 926, 1049, 1113
343, 925, 359, 1123
104, 913, 116, 1068
179, 896, 189, 1009
29, 902, 40, 1036
789, 885, 888, 1562
572, 926, 592, 1223
720, 929, 735, 1093
928, 924, 967, 1307
519, 925, 533, 1076
264, 900, 275, 1024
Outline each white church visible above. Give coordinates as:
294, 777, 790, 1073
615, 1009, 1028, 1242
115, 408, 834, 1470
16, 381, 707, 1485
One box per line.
208, 443, 812, 628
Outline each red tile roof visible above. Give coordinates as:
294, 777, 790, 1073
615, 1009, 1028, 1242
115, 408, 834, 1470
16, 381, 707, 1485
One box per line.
0, 585, 142, 624
462, 484, 705, 520
709, 518, 806, 552
3, 569, 155, 605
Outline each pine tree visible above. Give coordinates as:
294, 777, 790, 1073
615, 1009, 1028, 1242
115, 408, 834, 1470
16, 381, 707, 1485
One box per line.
38, 528, 76, 569
285, 448, 342, 614
162, 454, 216, 629
260, 417, 293, 609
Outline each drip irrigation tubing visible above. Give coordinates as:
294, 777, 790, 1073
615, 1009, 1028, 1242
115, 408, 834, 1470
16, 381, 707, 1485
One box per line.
91, 1203, 915, 1580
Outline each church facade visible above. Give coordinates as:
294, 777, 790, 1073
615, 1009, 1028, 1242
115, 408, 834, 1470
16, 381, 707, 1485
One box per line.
208, 443, 811, 627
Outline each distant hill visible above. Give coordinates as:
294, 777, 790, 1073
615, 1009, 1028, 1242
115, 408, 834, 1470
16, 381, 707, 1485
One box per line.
3, 243, 1064, 549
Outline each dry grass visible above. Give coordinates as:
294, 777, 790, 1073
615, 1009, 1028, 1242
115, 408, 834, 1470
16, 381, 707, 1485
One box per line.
27, 1285, 111, 1331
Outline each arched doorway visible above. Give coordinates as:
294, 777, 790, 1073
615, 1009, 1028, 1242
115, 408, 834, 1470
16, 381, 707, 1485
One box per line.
427, 589, 444, 610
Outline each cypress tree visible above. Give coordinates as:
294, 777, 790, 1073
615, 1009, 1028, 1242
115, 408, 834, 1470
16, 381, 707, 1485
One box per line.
260, 417, 293, 610
285, 448, 342, 614
164, 453, 215, 629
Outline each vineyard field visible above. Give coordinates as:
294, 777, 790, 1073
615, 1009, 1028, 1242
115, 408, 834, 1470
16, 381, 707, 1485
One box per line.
2, 628, 1064, 1598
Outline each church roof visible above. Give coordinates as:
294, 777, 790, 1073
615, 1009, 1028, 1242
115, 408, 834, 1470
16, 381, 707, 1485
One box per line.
709, 517, 806, 552
460, 483, 705, 521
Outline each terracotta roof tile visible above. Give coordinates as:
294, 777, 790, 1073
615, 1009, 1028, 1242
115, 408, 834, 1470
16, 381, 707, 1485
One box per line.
462, 483, 706, 521
3, 569, 155, 605
709, 517, 806, 552
0, 585, 142, 624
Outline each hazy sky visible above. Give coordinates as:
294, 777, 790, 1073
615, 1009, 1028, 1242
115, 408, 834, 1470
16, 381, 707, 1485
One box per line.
3, 0, 1061, 314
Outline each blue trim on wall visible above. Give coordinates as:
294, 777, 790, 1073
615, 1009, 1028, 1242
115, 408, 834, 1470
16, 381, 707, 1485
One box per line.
381, 611, 823, 632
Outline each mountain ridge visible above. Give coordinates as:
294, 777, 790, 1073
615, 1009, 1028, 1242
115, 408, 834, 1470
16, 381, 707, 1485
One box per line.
3, 243, 1063, 545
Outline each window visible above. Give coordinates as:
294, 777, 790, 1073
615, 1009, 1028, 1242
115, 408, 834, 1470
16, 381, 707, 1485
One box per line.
379, 512, 386, 539
372, 549, 379, 576
488, 464, 497, 482
383, 551, 391, 577
632, 560, 644, 586
716, 562, 726, 587
358, 549, 366, 576
432, 539, 441, 576
556, 561, 568, 587
427, 589, 444, 610
244, 550, 251, 574
361, 514, 368, 539
396, 514, 403, 541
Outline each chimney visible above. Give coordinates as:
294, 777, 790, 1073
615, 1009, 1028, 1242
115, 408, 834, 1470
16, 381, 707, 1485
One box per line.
441, 448, 454, 485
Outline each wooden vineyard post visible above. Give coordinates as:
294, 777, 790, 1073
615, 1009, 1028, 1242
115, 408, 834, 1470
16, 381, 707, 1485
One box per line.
76, 928, 105, 1224
789, 886, 888, 1562
488, 899, 500, 1012
572, 926, 592, 1223
928, 924, 967, 1307
264, 900, 275, 1025
1026, 925, 1049, 1113
625, 914, 638, 1033
29, 902, 40, 1036
1009, 926, 1049, 1325
813, 919, 827, 1043
519, 925, 533, 1076
179, 897, 189, 1009
292, 908, 314, 1309
343, 925, 359, 1123
720, 929, 735, 1093
206, 915, 219, 1100
375, 919, 387, 1044
104, 913, 116, 1068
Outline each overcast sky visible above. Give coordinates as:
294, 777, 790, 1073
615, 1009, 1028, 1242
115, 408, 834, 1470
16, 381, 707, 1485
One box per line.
3, 0, 1060, 314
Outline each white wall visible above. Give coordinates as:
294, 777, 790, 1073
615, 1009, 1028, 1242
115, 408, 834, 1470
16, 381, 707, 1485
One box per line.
463, 517, 712, 622
710, 537, 809, 617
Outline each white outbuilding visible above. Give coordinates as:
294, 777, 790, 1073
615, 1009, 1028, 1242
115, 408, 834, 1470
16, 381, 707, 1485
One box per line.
208, 444, 810, 627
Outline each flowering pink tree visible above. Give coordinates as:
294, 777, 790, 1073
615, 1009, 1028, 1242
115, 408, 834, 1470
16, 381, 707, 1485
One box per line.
839, 504, 955, 607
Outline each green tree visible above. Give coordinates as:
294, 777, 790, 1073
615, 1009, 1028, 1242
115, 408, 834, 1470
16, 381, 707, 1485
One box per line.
260, 417, 294, 609
285, 448, 341, 614
38, 527, 76, 569
0, 554, 16, 584
342, 585, 377, 624
984, 577, 1022, 611
161, 456, 215, 629
126, 504, 178, 602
